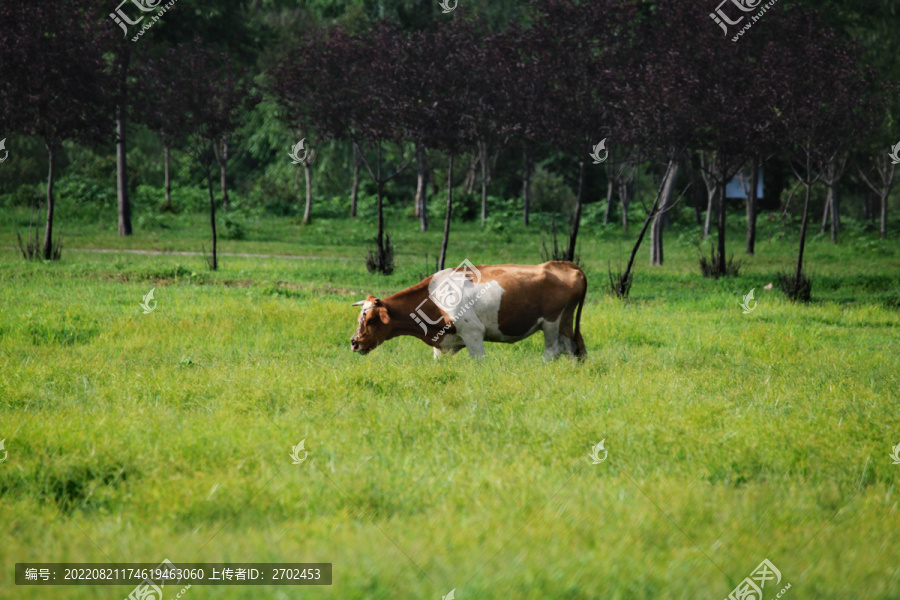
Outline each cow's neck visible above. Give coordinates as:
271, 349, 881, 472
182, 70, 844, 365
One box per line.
382, 277, 445, 346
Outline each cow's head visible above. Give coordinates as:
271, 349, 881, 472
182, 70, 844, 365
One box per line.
350, 296, 391, 354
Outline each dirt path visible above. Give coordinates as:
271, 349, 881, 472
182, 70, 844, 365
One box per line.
2, 246, 358, 261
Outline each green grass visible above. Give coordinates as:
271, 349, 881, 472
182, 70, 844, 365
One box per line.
1, 213, 899, 599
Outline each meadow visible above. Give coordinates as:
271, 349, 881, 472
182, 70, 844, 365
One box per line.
1, 209, 899, 599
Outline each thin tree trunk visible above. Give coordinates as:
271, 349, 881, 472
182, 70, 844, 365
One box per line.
439, 154, 454, 271
522, 145, 532, 227
207, 163, 217, 271
603, 176, 614, 225
620, 179, 630, 232
463, 152, 477, 194
479, 140, 490, 228
565, 160, 585, 262
621, 160, 675, 291
42, 145, 55, 260
717, 173, 727, 275
881, 191, 888, 239
219, 139, 229, 211
703, 187, 715, 240
820, 189, 831, 234
116, 45, 132, 236
303, 162, 313, 224
163, 143, 172, 210
414, 141, 425, 219
795, 182, 811, 289
416, 142, 428, 231
650, 160, 680, 265
746, 161, 759, 254
376, 144, 383, 258
351, 143, 360, 219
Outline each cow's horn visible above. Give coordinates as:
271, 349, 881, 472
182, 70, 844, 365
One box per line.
352, 300, 366, 306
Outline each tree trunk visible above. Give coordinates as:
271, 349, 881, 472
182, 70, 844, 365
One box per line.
42, 145, 55, 260
463, 152, 477, 194
621, 160, 675, 291
303, 162, 313, 224
717, 173, 727, 275
620, 178, 630, 232
116, 45, 132, 236
351, 143, 360, 219
603, 176, 614, 225
207, 163, 218, 271
650, 160, 680, 266
479, 140, 490, 228
703, 187, 715, 240
746, 161, 759, 254
439, 153, 454, 271
416, 142, 427, 231
219, 139, 229, 211
565, 160, 585, 262
795, 182, 811, 288
881, 190, 888, 239
376, 144, 384, 258
163, 143, 172, 210
522, 145, 532, 227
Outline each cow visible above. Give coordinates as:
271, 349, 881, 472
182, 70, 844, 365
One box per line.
350, 261, 587, 360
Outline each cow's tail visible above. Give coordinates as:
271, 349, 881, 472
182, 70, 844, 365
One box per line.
573, 270, 588, 360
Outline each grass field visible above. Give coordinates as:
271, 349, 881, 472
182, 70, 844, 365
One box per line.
1, 211, 899, 599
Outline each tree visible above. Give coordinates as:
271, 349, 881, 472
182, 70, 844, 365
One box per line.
181, 42, 253, 270
0, 0, 112, 259
771, 7, 878, 298
133, 46, 193, 211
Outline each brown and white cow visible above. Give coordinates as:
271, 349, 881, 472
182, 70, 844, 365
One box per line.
350, 261, 587, 359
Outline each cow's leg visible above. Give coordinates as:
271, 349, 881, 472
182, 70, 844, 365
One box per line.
459, 331, 486, 359
433, 346, 462, 359
542, 318, 562, 361
558, 306, 578, 356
